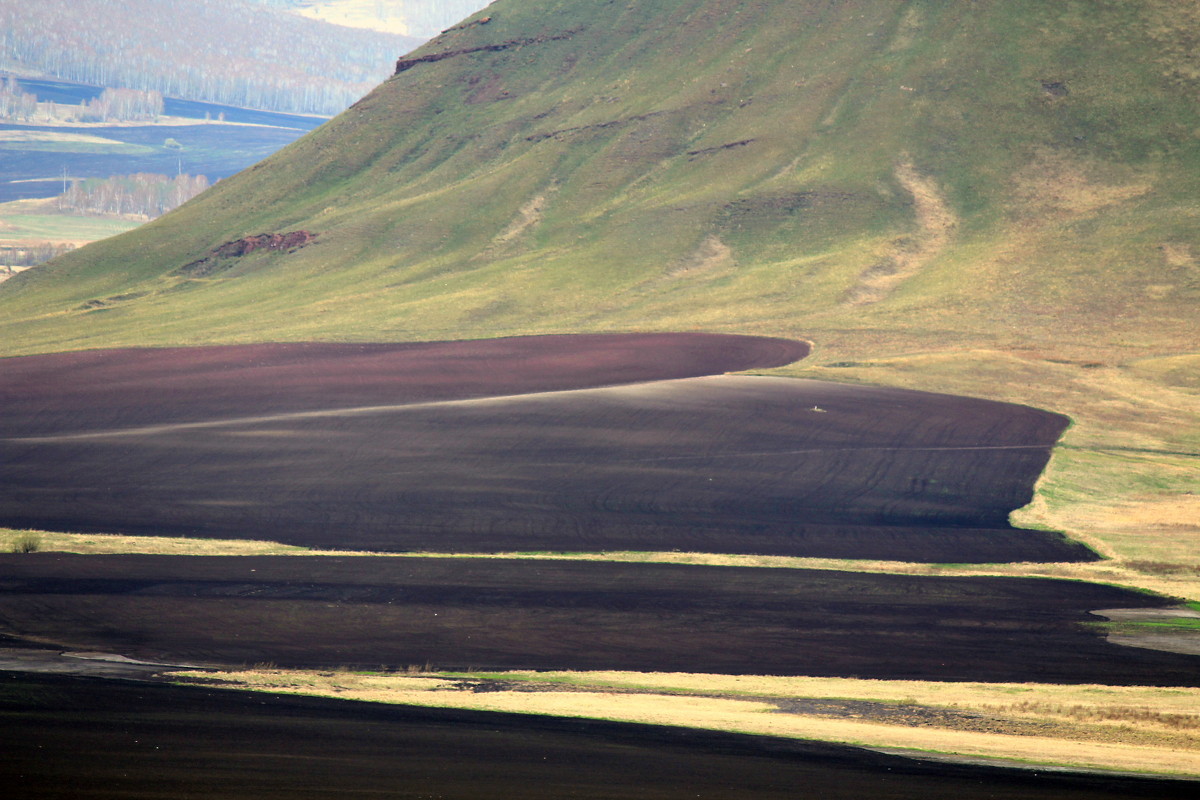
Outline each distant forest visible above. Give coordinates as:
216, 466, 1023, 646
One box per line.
1, 173, 209, 268
0, 0, 420, 115
2, 242, 75, 269
2, 78, 165, 123
57, 173, 211, 218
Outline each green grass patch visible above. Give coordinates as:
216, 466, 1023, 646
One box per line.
0, 212, 141, 244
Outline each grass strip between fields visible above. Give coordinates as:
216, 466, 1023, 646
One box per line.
167, 667, 1200, 778
5, 528, 1200, 603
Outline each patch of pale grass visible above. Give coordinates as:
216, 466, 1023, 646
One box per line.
290, 0, 413, 36
846, 159, 956, 305
0, 528, 319, 557
8, 526, 1200, 603
478, 671, 1200, 717
173, 667, 1200, 777
0, 131, 127, 145
1008, 148, 1150, 218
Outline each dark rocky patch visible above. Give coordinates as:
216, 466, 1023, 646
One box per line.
394, 31, 579, 75
175, 230, 317, 277
687, 138, 756, 158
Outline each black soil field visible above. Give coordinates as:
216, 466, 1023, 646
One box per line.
0, 333, 809, 435
7, 332, 1175, 794
4, 674, 1191, 800
3, 554, 1198, 684
0, 334, 1087, 562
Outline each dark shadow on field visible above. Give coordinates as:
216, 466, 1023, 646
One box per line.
0, 334, 1085, 562
3, 674, 1192, 800
2, 554, 1198, 684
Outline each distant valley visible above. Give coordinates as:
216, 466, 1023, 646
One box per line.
0, 0, 436, 273
0, 73, 327, 276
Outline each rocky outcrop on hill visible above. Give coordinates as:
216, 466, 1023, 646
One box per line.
394, 30, 577, 74
177, 231, 317, 277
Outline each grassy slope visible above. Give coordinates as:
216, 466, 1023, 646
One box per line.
5, 0, 1196, 349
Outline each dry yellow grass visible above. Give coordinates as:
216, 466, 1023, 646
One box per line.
1008, 148, 1151, 219
172, 667, 1200, 777
8, 526, 1199, 603
0, 131, 128, 145
846, 159, 957, 305
0, 528, 316, 556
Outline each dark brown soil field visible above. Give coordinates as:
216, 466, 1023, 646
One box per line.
3, 673, 1192, 800
0, 336, 1083, 562
0, 333, 809, 437
3, 554, 1198, 684
6, 333, 1187, 795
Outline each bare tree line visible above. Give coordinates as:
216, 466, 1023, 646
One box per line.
1, 243, 76, 269
2, 80, 166, 123
0, 75, 38, 120
73, 87, 165, 122
56, 173, 211, 217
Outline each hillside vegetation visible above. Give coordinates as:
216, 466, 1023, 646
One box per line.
2, 0, 1198, 576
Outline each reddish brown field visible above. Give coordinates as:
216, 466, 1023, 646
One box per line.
0, 335, 1083, 562
0, 333, 809, 436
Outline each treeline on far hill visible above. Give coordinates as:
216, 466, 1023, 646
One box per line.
55, 173, 211, 218
1, 78, 164, 123
1, 173, 210, 269
0, 0, 420, 115
1, 243, 75, 270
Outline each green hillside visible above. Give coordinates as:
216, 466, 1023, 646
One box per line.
2, 0, 1198, 577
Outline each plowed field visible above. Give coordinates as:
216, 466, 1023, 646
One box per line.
0, 333, 1084, 562
2, 332, 1194, 796
3, 673, 1192, 800
2, 553, 1198, 684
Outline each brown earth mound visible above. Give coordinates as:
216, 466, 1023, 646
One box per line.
2, 554, 1197, 684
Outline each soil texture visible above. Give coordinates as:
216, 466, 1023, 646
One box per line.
0, 673, 1194, 800
2, 554, 1197, 684
3, 332, 1181, 795
0, 335, 1083, 562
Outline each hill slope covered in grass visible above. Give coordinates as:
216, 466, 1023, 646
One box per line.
1, 0, 1198, 581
